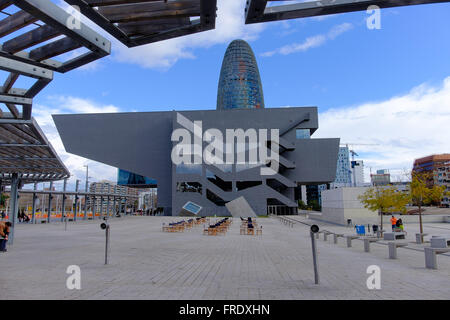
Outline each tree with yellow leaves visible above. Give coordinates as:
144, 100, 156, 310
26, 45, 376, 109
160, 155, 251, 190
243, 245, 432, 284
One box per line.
410, 171, 447, 241
358, 185, 409, 231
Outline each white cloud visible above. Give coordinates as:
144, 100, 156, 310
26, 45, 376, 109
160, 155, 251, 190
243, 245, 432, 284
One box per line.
112, 0, 266, 69
311, 77, 450, 182
261, 22, 353, 57
31, 96, 121, 189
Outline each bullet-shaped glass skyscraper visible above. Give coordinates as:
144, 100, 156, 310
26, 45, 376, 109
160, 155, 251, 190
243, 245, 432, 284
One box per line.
217, 40, 265, 110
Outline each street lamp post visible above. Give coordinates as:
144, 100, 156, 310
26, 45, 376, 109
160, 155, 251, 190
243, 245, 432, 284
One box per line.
83, 165, 89, 220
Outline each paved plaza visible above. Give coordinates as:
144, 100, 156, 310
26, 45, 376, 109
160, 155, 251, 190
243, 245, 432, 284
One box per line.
0, 216, 449, 300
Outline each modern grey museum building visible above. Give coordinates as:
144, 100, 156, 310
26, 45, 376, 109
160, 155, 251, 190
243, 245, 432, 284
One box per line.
54, 40, 340, 216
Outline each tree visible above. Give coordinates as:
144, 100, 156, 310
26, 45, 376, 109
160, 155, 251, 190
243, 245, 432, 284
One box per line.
410, 171, 447, 241
308, 199, 321, 212
0, 193, 9, 209
358, 185, 409, 230
298, 200, 308, 210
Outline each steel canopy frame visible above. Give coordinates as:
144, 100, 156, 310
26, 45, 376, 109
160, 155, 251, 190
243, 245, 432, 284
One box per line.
245, 0, 450, 24
0, 56, 53, 120
10, 0, 111, 73
0, 117, 70, 185
62, 0, 217, 47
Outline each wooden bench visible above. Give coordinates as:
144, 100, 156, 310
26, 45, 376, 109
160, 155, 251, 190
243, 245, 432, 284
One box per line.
424, 247, 450, 269
346, 235, 360, 247
388, 241, 408, 259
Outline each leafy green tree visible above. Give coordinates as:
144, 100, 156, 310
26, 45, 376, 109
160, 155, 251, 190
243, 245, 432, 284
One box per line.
308, 199, 321, 212
298, 200, 308, 210
358, 185, 409, 230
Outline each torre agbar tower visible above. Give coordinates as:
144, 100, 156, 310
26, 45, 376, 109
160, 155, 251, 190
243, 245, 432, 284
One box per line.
54, 40, 340, 216
217, 40, 265, 110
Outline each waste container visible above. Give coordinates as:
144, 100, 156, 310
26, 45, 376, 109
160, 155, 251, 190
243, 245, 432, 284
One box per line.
355, 225, 365, 235
372, 225, 379, 233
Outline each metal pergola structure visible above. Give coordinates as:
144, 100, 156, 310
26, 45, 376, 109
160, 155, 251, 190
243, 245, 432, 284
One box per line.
245, 0, 450, 24
62, 0, 218, 47
0, 117, 70, 184
0, 0, 111, 120
0, 0, 112, 244
15, 188, 139, 224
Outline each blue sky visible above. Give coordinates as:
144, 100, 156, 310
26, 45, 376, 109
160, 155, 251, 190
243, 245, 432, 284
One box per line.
30, 1, 450, 188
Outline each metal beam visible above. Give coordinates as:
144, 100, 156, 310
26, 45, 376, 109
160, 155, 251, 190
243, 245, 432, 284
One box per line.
64, 0, 132, 46
14, 0, 111, 55
8, 173, 19, 245
63, 0, 217, 47
246, 0, 450, 24
0, 94, 32, 106
0, 55, 53, 80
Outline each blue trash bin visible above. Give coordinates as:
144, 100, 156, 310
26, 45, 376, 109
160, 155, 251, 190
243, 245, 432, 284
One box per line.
355, 225, 365, 235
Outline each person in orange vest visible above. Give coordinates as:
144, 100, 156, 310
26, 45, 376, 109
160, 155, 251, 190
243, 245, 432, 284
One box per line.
390, 215, 397, 231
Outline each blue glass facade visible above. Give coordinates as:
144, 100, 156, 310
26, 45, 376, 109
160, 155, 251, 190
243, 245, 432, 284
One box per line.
296, 129, 310, 139
217, 40, 265, 110
117, 169, 157, 187
333, 146, 352, 186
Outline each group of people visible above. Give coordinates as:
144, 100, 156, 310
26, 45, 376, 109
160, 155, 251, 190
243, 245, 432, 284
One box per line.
18, 209, 30, 223
390, 215, 404, 231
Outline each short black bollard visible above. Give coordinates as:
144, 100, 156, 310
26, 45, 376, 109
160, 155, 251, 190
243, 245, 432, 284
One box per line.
100, 218, 110, 265
310, 224, 320, 285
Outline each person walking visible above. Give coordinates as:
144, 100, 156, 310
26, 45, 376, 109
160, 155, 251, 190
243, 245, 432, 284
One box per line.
390, 215, 397, 231
0, 221, 11, 252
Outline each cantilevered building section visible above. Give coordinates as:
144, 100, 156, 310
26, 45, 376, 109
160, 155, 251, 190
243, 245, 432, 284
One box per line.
54, 40, 340, 216
217, 40, 265, 110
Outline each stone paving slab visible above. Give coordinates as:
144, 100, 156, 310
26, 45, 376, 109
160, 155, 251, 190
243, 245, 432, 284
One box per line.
0, 216, 449, 300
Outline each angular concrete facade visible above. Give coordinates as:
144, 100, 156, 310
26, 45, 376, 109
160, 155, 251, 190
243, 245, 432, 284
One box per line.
53, 40, 340, 216
53, 107, 339, 216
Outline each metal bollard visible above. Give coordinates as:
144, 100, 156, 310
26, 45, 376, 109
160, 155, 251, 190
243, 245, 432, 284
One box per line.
364, 238, 370, 252
310, 225, 320, 285
100, 218, 110, 265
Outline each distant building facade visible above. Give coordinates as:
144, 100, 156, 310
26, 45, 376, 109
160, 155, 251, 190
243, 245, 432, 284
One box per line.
331, 146, 352, 188
351, 160, 364, 187
54, 40, 340, 216
89, 180, 141, 213
435, 161, 450, 207
413, 154, 450, 174
371, 169, 391, 186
